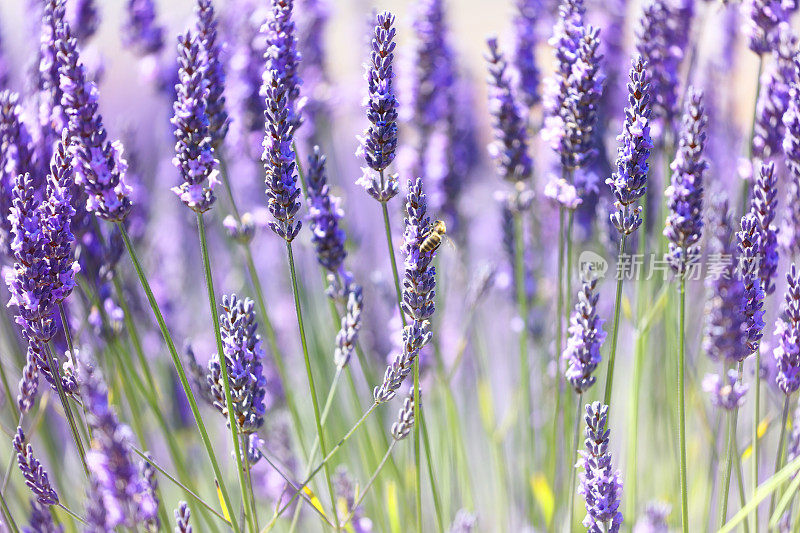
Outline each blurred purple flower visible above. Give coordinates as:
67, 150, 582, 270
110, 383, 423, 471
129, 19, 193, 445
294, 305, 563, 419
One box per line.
175, 502, 192, 533
742, 0, 794, 55
13, 427, 59, 506
122, 0, 165, 56
563, 269, 606, 393
702, 370, 749, 410
750, 161, 779, 295
753, 24, 796, 160
774, 264, 800, 395
306, 146, 346, 273
513, 0, 543, 108
196, 0, 229, 148
67, 0, 99, 42
738, 213, 766, 352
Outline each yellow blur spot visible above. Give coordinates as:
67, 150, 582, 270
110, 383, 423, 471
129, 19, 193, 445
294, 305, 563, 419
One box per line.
622, 295, 632, 321
385, 481, 401, 533
742, 445, 753, 461
303, 486, 327, 517
215, 480, 231, 522
477, 379, 494, 430
531, 473, 555, 526
758, 418, 770, 439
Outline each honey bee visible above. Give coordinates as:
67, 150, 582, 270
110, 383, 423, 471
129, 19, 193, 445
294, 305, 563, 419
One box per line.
420, 220, 447, 254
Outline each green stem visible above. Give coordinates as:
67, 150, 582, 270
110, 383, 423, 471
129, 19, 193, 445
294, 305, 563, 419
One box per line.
603, 235, 627, 406
117, 223, 241, 533
733, 434, 751, 533
678, 278, 689, 533
286, 241, 338, 529
380, 201, 405, 327
568, 393, 583, 530
43, 342, 89, 478
244, 434, 259, 531
719, 398, 737, 526
769, 396, 792, 517
342, 441, 396, 527
553, 208, 565, 491
0, 485, 20, 533
514, 210, 533, 517
265, 403, 378, 530
197, 213, 254, 533
753, 341, 762, 531
420, 408, 444, 533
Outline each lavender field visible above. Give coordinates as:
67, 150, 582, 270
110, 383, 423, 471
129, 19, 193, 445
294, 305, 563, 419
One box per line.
0, 0, 799, 531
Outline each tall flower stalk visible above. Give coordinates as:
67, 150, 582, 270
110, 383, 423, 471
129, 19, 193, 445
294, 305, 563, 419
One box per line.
663, 87, 706, 532
263, 0, 337, 525
171, 26, 254, 532
604, 56, 652, 405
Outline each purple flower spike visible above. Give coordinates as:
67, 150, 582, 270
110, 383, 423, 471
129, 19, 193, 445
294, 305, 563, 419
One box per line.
543, 0, 585, 135
43, 131, 79, 304
774, 264, 800, 395
664, 87, 707, 273
783, 52, 800, 254
172, 31, 219, 213
68, 0, 99, 41
753, 24, 796, 160
702, 370, 749, 410
578, 401, 624, 532
374, 178, 436, 403
635, 0, 693, 128
26, 500, 63, 533
513, 0, 543, 108
486, 37, 533, 187
306, 146, 346, 273
40, 0, 68, 140
175, 502, 192, 533
80, 358, 158, 528
334, 284, 363, 370
58, 21, 133, 221
17, 349, 39, 414
262, 75, 302, 241
195, 0, 229, 148
391, 389, 416, 441
265, 0, 303, 131
607, 56, 652, 236
743, 0, 793, 55
122, 0, 165, 56
703, 199, 749, 365
563, 269, 606, 393
13, 427, 59, 506
357, 12, 399, 202
207, 294, 268, 433
411, 0, 454, 131
0, 91, 36, 257
559, 25, 605, 172
738, 213, 766, 352
750, 161, 779, 295
140, 454, 159, 532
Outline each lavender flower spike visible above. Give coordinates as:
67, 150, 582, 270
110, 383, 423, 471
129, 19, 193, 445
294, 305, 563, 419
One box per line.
26, 500, 63, 533
81, 358, 158, 528
58, 20, 133, 221
175, 502, 192, 533
702, 370, 749, 410
753, 25, 795, 160
306, 146, 346, 272
374, 178, 436, 403
171, 31, 219, 213
356, 12, 399, 202
513, 0, 543, 108
334, 285, 363, 370
391, 389, 416, 441
738, 213, 766, 352
578, 401, 624, 531
750, 161, 779, 295
207, 294, 267, 433
17, 350, 38, 413
195, 0, 229, 147
563, 268, 606, 393
774, 264, 800, 395
543, 0, 585, 140
607, 56, 652, 236
486, 37, 533, 185
13, 427, 59, 505
664, 87, 707, 273
122, 0, 165, 56
743, 0, 791, 55
264, 0, 303, 130
703, 199, 749, 365
781, 52, 800, 255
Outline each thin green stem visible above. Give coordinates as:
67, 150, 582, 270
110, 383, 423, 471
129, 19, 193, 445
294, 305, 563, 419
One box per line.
197, 213, 254, 533
0, 486, 20, 533
286, 241, 338, 529
243, 434, 258, 531
753, 341, 762, 531
381, 201, 405, 327
568, 393, 583, 530
265, 403, 378, 531
769, 396, 792, 517
420, 408, 444, 533
553, 208, 565, 491
719, 400, 736, 526
342, 441, 396, 527
603, 235, 627, 406
117, 223, 241, 533
733, 434, 751, 533
43, 343, 89, 478
514, 210, 533, 517
678, 278, 689, 533
56, 503, 87, 525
